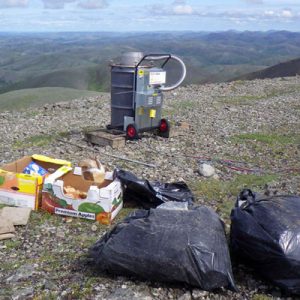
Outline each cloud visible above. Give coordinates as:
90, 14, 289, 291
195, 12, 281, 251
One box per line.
149, 1, 194, 16
263, 8, 297, 20
42, 0, 75, 9
78, 0, 108, 9
264, 10, 274, 16
281, 9, 293, 18
38, 0, 110, 10
242, 0, 263, 4
173, 4, 193, 15
0, 0, 28, 8
172, 0, 193, 15
217, 8, 299, 22
149, 1, 300, 24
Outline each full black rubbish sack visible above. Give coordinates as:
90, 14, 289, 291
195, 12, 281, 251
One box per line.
230, 189, 300, 294
115, 169, 194, 208
90, 206, 236, 291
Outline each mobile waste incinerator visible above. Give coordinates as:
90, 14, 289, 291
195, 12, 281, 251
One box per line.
108, 52, 186, 139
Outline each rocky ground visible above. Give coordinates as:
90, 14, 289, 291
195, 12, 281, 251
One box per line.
0, 77, 300, 299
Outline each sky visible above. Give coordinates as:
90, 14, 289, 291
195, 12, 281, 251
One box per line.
0, 0, 300, 32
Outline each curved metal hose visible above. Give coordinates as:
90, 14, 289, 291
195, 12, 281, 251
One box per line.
146, 55, 187, 91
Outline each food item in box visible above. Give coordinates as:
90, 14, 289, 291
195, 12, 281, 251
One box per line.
79, 158, 105, 184
23, 162, 48, 176
79, 159, 98, 169
63, 186, 87, 199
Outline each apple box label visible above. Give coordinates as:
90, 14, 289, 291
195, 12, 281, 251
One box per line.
55, 207, 95, 220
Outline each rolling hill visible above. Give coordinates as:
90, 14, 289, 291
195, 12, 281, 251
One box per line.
1, 31, 300, 94
233, 57, 300, 81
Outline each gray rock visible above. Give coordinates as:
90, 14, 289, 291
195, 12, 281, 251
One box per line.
12, 287, 34, 300
6, 264, 36, 283
178, 291, 192, 300
56, 228, 65, 238
43, 279, 58, 291
106, 287, 153, 300
192, 289, 209, 299
198, 163, 216, 177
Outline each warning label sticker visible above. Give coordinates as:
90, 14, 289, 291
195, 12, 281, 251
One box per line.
149, 71, 166, 85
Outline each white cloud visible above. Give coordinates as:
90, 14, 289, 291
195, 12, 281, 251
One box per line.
78, 0, 108, 9
41, 0, 109, 10
42, 0, 75, 9
149, 0, 195, 16
281, 9, 293, 18
0, 0, 28, 8
263, 8, 297, 20
264, 10, 275, 16
173, 4, 193, 15
172, 0, 193, 15
242, 0, 263, 4
148, 0, 299, 24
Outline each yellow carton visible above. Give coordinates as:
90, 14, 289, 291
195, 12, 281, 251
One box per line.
0, 155, 71, 210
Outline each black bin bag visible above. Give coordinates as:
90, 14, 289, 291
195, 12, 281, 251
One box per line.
230, 189, 300, 294
90, 207, 236, 291
115, 169, 194, 208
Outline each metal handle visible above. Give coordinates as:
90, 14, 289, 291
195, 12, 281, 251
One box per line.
135, 54, 187, 91
135, 54, 172, 69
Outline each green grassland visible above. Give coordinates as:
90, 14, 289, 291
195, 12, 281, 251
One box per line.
0, 87, 103, 111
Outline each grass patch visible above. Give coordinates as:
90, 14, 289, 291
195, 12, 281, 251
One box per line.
231, 133, 300, 145
30, 210, 61, 226
74, 234, 99, 248
114, 207, 134, 222
1, 260, 24, 271
0, 87, 104, 111
13, 134, 55, 148
233, 80, 245, 85
172, 100, 198, 110
252, 295, 273, 300
38, 252, 80, 272
13, 131, 70, 149
68, 282, 94, 299
192, 174, 278, 220
163, 100, 199, 116
220, 84, 300, 106
33, 292, 58, 300
4, 239, 22, 250
194, 174, 278, 202
219, 95, 266, 105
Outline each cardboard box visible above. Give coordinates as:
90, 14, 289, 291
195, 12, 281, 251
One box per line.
42, 168, 123, 225
0, 155, 71, 210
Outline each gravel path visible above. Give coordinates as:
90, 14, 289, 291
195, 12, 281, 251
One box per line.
0, 77, 299, 299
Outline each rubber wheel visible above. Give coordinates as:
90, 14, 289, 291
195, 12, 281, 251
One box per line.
126, 123, 139, 140
158, 118, 170, 138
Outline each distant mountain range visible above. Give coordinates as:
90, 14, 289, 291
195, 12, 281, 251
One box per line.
1, 31, 300, 94
233, 57, 300, 81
